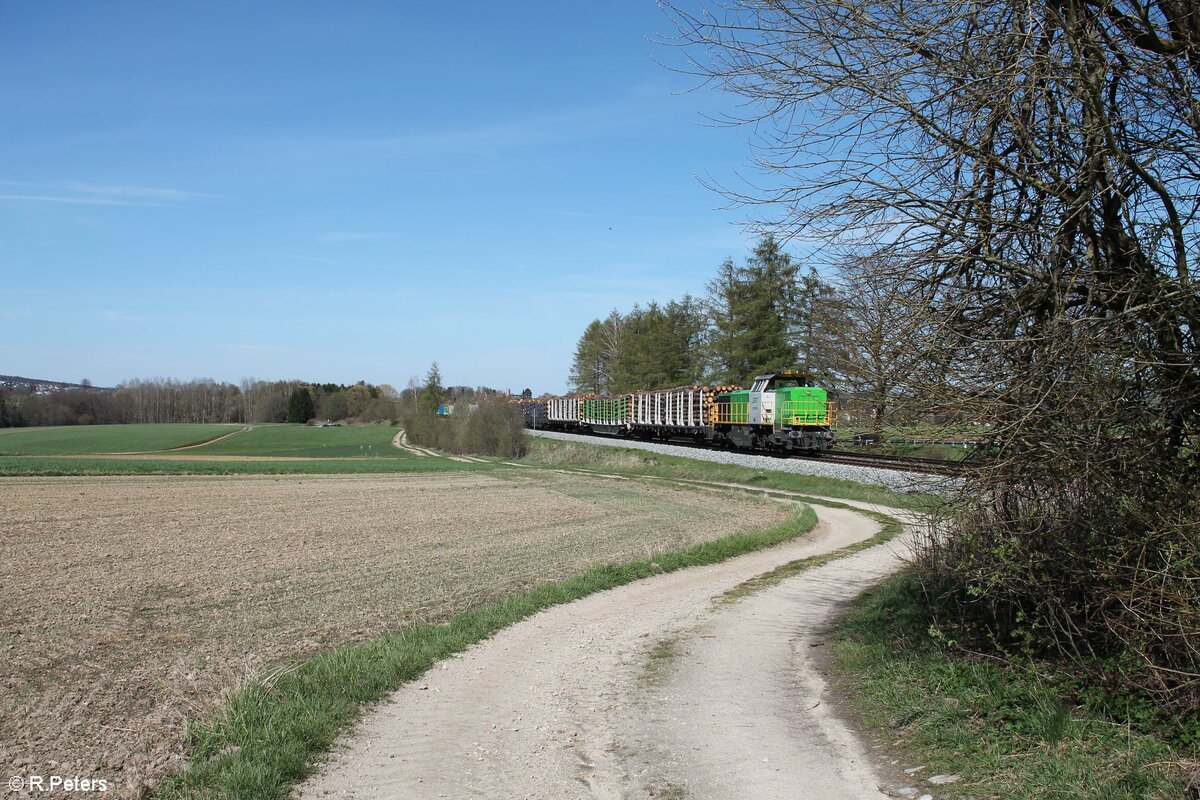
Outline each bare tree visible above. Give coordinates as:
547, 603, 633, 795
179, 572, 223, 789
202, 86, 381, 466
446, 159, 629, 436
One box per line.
814, 257, 930, 441
667, 0, 1199, 712
569, 310, 626, 394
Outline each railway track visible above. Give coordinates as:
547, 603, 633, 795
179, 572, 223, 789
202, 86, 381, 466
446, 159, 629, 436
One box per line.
815, 449, 971, 476
533, 427, 969, 477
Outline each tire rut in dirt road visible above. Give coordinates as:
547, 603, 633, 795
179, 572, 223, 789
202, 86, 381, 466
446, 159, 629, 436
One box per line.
297, 501, 908, 799
624, 509, 911, 799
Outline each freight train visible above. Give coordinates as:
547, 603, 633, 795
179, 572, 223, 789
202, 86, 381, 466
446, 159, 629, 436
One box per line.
519, 371, 836, 454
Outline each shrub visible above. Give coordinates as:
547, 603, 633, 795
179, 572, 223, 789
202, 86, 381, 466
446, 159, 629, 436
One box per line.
403, 397, 526, 459
456, 397, 526, 459
916, 448, 1200, 721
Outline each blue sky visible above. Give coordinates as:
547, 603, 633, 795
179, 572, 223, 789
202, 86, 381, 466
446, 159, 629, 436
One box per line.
3, 1, 766, 394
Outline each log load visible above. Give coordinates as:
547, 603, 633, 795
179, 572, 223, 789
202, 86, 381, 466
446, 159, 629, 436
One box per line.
627, 385, 743, 430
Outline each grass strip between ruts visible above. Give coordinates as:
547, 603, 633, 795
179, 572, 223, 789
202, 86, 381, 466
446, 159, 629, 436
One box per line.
158, 494, 845, 799
721, 504, 905, 603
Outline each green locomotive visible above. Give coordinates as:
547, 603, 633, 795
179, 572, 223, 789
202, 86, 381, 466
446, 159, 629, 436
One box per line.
711, 371, 835, 452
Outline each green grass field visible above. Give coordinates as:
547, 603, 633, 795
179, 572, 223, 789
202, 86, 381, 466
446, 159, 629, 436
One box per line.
184, 424, 407, 458
0, 423, 484, 476
0, 423, 242, 455
0, 455, 484, 476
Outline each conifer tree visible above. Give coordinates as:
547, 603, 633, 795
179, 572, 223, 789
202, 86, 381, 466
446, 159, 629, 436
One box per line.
286, 385, 315, 423
707, 235, 802, 384
419, 362, 444, 416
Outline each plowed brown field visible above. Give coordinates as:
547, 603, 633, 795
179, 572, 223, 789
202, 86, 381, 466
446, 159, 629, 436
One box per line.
0, 470, 789, 796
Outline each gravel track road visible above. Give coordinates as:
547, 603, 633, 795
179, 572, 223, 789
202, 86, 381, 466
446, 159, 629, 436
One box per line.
299, 498, 912, 799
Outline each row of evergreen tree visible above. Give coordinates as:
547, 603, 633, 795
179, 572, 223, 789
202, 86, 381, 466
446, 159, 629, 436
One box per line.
569, 236, 825, 394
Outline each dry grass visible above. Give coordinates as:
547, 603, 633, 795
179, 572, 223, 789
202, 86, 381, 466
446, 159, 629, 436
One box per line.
0, 469, 788, 795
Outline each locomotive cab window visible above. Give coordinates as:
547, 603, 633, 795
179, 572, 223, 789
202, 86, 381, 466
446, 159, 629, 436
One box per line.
754, 375, 817, 392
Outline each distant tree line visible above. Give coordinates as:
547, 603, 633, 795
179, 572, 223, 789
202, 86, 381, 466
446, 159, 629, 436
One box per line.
0, 378, 401, 427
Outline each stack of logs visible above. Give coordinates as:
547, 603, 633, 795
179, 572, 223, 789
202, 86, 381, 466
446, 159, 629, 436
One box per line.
628, 384, 742, 429
543, 385, 745, 427
509, 396, 548, 427
703, 384, 742, 426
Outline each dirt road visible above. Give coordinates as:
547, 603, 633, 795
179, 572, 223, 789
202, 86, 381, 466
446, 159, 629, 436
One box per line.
299, 499, 910, 799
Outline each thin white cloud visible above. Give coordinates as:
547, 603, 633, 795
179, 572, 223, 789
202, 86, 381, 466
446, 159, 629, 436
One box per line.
258, 93, 671, 162
545, 209, 608, 219
0, 179, 223, 205
254, 251, 351, 267
344, 110, 599, 157
99, 310, 144, 323
0, 193, 153, 207
544, 208, 727, 228
319, 232, 397, 242
59, 181, 224, 201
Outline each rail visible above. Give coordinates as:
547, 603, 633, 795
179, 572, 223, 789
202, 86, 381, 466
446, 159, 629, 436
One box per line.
817, 449, 971, 476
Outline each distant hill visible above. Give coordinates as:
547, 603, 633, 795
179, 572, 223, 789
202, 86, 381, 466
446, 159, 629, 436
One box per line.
0, 375, 113, 394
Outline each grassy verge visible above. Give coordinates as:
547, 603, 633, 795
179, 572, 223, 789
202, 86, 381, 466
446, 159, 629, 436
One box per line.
829, 569, 1195, 799
521, 436, 938, 510
159, 505, 819, 799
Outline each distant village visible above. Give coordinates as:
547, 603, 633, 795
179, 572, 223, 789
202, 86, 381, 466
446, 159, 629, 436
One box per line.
0, 375, 111, 395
